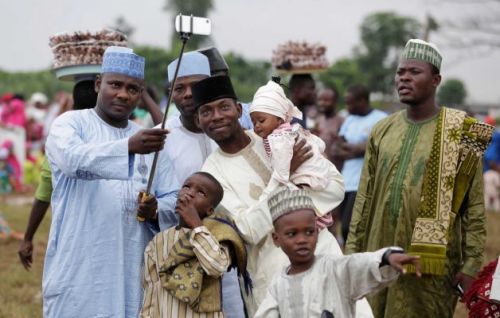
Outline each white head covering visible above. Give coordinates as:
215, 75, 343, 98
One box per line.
250, 80, 302, 122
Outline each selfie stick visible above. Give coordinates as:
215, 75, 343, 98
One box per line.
138, 14, 196, 221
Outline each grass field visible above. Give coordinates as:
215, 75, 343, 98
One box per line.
1, 194, 499, 317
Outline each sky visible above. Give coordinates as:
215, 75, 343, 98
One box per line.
2, 0, 500, 104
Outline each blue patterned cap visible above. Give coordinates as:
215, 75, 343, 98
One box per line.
101, 46, 145, 79
167, 51, 210, 83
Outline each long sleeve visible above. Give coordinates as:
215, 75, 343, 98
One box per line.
332, 249, 399, 300
46, 112, 133, 180
460, 160, 487, 276
155, 152, 179, 231
141, 241, 160, 318
345, 132, 378, 254
190, 226, 231, 277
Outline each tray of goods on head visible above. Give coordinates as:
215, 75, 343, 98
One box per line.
50, 29, 127, 81
272, 41, 329, 75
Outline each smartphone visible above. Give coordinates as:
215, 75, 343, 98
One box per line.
174, 14, 211, 35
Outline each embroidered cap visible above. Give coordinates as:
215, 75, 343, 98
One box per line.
101, 46, 145, 79
401, 39, 442, 71
192, 75, 237, 109
268, 187, 317, 222
167, 51, 210, 83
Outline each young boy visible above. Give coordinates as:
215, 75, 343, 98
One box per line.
141, 172, 248, 318
254, 188, 421, 318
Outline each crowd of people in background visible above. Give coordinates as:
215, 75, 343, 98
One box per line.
0, 37, 499, 318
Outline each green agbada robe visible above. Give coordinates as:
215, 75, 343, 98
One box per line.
345, 109, 486, 318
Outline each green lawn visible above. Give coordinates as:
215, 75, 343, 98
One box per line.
1, 194, 499, 317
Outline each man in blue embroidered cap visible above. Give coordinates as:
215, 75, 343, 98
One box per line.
346, 39, 494, 317
43, 46, 178, 317
159, 51, 246, 317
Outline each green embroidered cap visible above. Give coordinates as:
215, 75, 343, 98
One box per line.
401, 39, 442, 70
268, 187, 317, 222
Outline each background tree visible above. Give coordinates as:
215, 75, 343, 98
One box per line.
438, 78, 467, 107
356, 12, 421, 95
165, 0, 214, 50
318, 58, 365, 104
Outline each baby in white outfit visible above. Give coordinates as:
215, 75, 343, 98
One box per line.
249, 80, 338, 229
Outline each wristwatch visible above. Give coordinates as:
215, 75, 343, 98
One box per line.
380, 247, 404, 267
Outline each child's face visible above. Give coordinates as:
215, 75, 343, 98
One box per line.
177, 174, 218, 219
272, 208, 318, 268
250, 111, 283, 139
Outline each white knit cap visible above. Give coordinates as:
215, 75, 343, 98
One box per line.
250, 80, 302, 122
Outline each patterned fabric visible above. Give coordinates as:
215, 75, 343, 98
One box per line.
158, 216, 248, 313
268, 188, 316, 222
142, 226, 228, 318
463, 258, 500, 318
407, 108, 465, 275
102, 46, 145, 79
401, 39, 442, 70
346, 108, 488, 318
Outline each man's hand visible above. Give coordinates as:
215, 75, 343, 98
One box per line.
128, 128, 168, 154
18, 240, 33, 271
388, 253, 421, 277
453, 272, 475, 294
137, 192, 158, 220
290, 137, 313, 174
175, 194, 203, 229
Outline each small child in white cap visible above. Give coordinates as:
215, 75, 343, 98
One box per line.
250, 79, 337, 229
254, 188, 421, 318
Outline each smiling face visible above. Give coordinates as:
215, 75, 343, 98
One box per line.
395, 59, 441, 106
250, 111, 283, 139
171, 74, 209, 119
195, 98, 242, 143
272, 208, 318, 272
95, 73, 143, 127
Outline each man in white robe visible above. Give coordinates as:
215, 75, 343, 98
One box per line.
44, 46, 178, 317
192, 75, 352, 316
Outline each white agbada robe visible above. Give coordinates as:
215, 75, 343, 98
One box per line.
159, 115, 246, 317
254, 249, 399, 318
202, 131, 355, 316
44, 109, 178, 318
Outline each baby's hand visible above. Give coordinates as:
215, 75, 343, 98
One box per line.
388, 253, 421, 277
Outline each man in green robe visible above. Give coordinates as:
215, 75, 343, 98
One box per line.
345, 39, 493, 318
